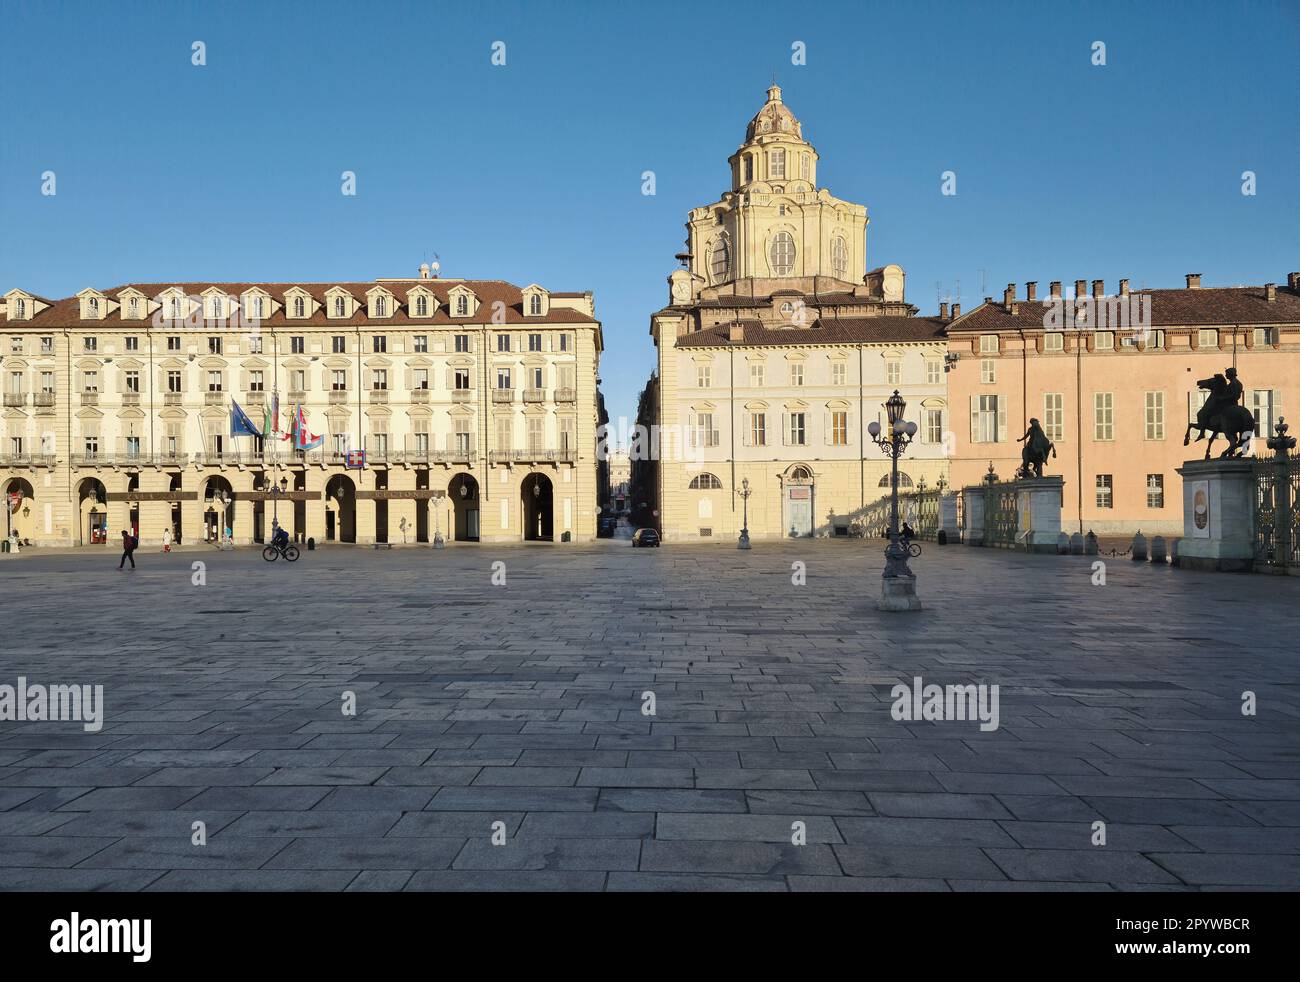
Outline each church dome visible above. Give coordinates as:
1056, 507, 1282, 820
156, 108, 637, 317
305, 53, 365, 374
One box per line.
745, 84, 804, 142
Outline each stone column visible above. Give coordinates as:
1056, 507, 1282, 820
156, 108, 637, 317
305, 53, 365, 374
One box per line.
961, 487, 985, 546
388, 467, 418, 546
304, 470, 326, 546
1175, 458, 1256, 572
1014, 476, 1065, 553
231, 474, 256, 546
937, 492, 959, 541
136, 470, 174, 548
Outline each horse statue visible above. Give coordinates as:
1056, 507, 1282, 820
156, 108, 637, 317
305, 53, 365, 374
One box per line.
1184, 369, 1254, 459
1014, 418, 1056, 479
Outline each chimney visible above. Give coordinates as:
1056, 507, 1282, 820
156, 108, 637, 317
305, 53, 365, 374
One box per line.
1049, 281, 1062, 300
1025, 281, 1037, 302
418, 263, 430, 279
1003, 284, 1015, 310
1289, 272, 1300, 291
1265, 283, 1277, 302
1119, 278, 1130, 297
1186, 273, 1201, 289
1074, 279, 1087, 299
939, 302, 949, 320
728, 324, 745, 342
951, 303, 961, 319
1092, 279, 1104, 299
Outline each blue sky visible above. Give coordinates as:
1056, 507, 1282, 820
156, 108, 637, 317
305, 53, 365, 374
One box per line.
2, 0, 1297, 425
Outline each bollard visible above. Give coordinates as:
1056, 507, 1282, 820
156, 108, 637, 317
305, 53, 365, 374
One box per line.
937, 530, 947, 545
307, 537, 316, 551
1084, 530, 1099, 555
1057, 532, 1070, 555
1150, 535, 1167, 564
1131, 530, 1148, 562
1069, 532, 1084, 555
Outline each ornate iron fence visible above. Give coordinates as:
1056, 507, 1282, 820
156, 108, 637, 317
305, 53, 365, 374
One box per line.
1253, 424, 1300, 571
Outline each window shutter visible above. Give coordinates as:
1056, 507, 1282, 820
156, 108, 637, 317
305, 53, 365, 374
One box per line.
970, 396, 979, 442
741, 412, 751, 447
445, 432, 454, 453
997, 398, 1007, 442
446, 368, 454, 390
782, 413, 790, 446
404, 368, 412, 390
823, 412, 831, 444
239, 369, 247, 391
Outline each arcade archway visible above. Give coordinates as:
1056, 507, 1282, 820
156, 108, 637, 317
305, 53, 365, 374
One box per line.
521, 472, 554, 542
448, 473, 479, 542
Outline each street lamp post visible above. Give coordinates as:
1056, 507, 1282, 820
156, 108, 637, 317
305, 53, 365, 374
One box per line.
432, 491, 446, 549
737, 477, 752, 550
868, 389, 922, 611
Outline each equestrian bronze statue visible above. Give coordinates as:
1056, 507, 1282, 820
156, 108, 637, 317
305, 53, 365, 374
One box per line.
1184, 367, 1255, 458
1015, 418, 1056, 479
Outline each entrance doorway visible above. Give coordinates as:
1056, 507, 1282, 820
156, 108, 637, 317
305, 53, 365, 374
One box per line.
785, 466, 815, 537
325, 475, 357, 543
521, 472, 554, 541
449, 473, 479, 542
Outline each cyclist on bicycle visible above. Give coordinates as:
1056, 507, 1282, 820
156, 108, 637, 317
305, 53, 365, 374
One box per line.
270, 519, 290, 551
900, 522, 916, 545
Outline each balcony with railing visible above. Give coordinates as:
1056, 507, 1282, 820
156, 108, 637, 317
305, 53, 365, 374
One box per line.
554, 387, 576, 403
196, 451, 247, 467
451, 389, 473, 403
122, 392, 141, 407
409, 388, 430, 403
0, 453, 57, 468
288, 390, 306, 403
80, 392, 99, 406
523, 389, 545, 403
3, 392, 26, 408
492, 389, 514, 404
490, 448, 578, 464
164, 392, 183, 406
204, 391, 225, 406
328, 390, 349, 404
369, 389, 389, 404
33, 392, 56, 408
245, 390, 266, 404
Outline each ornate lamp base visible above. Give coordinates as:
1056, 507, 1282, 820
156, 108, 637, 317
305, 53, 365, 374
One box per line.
433, 533, 445, 550
878, 574, 922, 612
738, 530, 751, 550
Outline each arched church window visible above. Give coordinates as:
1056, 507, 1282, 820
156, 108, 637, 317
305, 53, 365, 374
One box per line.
801, 155, 809, 180
878, 472, 914, 488
831, 237, 848, 279
770, 232, 795, 276
689, 473, 723, 490
710, 238, 730, 282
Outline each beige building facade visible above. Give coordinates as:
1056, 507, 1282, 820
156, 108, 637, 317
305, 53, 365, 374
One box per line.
0, 271, 603, 547
644, 85, 951, 542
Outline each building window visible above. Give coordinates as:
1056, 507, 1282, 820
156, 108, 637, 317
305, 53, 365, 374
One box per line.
456, 295, 469, 317
973, 394, 1001, 443
1094, 392, 1114, 441
711, 238, 730, 282
169, 298, 183, 320
692, 412, 719, 448
454, 369, 471, 391
697, 364, 711, 388
801, 154, 809, 180
1198, 328, 1219, 348
770, 149, 786, 179
124, 336, 139, 351
1147, 329, 1166, 349
208, 336, 222, 355
1094, 331, 1115, 350
291, 336, 305, 354
376, 296, 387, 317
207, 371, 223, 392
832, 362, 846, 386
750, 412, 767, 446
830, 410, 848, 446
40, 371, 54, 393
787, 411, 806, 445
454, 420, 472, 453
125, 370, 140, 393
497, 368, 512, 389
252, 296, 264, 319
455, 334, 470, 353
529, 294, 543, 316
1255, 327, 1278, 347
334, 297, 346, 317
372, 336, 386, 353
831, 237, 847, 279
89, 297, 100, 317
925, 408, 943, 444
689, 473, 723, 490
247, 336, 262, 354
1145, 391, 1165, 440
529, 333, 543, 352
15, 299, 26, 318
1252, 389, 1278, 436
333, 336, 346, 353
167, 371, 181, 393
331, 370, 347, 391
294, 296, 305, 317
84, 336, 98, 352
1096, 474, 1113, 509
558, 334, 570, 352
372, 370, 388, 390
980, 359, 996, 384
497, 334, 511, 352
415, 295, 429, 317
413, 335, 428, 352
789, 363, 804, 386
8, 337, 21, 355
1147, 474, 1165, 509
886, 359, 901, 386
979, 335, 998, 354
750, 363, 765, 387
414, 368, 429, 390
1044, 393, 1064, 443
769, 231, 796, 275
530, 366, 544, 390
167, 336, 181, 351
925, 360, 941, 384
245, 369, 263, 392
209, 296, 222, 319
1044, 332, 1064, 352
41, 337, 54, 354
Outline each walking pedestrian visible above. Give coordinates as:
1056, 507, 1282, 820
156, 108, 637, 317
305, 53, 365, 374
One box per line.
161, 526, 172, 553
118, 529, 137, 570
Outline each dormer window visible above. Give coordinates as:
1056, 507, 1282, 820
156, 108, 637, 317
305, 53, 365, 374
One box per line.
252, 296, 264, 319
376, 296, 387, 317
334, 297, 345, 317
294, 296, 305, 317
128, 297, 139, 318
210, 296, 222, 319
415, 295, 428, 317
169, 298, 182, 320
456, 295, 468, 316
15, 298, 26, 318
529, 294, 542, 316
88, 297, 100, 317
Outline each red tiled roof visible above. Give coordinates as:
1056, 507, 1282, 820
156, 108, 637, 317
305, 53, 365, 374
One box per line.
4, 280, 597, 328
951, 285, 1300, 332
675, 316, 947, 348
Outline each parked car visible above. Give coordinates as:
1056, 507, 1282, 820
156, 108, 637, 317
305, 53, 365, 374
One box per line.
597, 518, 616, 538
632, 527, 660, 548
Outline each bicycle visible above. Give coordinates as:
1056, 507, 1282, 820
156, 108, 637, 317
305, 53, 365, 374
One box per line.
262, 540, 300, 562
885, 539, 923, 558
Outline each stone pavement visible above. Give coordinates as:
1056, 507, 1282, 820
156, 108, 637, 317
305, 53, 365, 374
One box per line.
1, 539, 1298, 891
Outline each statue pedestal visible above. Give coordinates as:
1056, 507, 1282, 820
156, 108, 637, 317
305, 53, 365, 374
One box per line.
1015, 477, 1064, 553
878, 574, 922, 612
961, 490, 985, 546
1175, 458, 1256, 572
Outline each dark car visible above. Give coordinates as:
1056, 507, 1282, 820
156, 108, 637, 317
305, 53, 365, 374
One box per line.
632, 527, 660, 548
596, 518, 616, 538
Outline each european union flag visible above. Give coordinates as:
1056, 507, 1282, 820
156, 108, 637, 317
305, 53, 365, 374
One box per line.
230, 400, 262, 438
